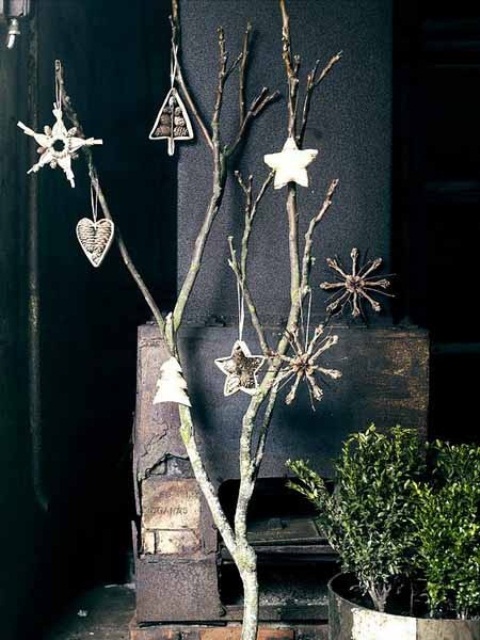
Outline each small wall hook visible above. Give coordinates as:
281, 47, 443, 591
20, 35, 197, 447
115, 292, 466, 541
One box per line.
6, 17, 20, 49
2, 0, 31, 49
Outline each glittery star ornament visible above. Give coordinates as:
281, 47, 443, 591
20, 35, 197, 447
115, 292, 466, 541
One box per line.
18, 105, 103, 187
153, 357, 191, 407
263, 136, 318, 189
215, 340, 265, 397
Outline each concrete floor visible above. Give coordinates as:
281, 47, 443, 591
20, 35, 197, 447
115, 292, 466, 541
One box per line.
43, 584, 135, 640
42, 584, 330, 640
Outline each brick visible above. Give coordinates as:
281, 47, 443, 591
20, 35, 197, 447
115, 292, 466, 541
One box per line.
200, 627, 294, 640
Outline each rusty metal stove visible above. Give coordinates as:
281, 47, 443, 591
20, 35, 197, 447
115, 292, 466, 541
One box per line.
129, 322, 429, 640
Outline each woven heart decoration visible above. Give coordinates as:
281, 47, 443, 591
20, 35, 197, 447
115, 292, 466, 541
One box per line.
76, 217, 114, 267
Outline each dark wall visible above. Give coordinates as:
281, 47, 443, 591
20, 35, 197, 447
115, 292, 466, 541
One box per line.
0, 16, 36, 640
178, 0, 393, 324
393, 1, 480, 444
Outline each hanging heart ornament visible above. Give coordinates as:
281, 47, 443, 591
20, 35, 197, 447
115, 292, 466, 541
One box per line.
76, 217, 115, 267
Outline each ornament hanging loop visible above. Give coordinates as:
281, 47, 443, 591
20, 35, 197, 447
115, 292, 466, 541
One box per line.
90, 174, 99, 224
170, 44, 179, 89
54, 59, 66, 112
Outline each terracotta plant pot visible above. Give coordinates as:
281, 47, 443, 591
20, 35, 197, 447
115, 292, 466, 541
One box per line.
328, 573, 480, 640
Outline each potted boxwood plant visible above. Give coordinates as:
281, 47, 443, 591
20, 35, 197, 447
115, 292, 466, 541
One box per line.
286, 424, 480, 640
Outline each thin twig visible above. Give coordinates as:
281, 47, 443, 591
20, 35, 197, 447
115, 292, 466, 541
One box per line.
55, 60, 167, 340
298, 52, 342, 146
173, 27, 231, 330
300, 178, 339, 294
228, 87, 280, 157
227, 238, 269, 355
212, 27, 228, 145
170, 12, 213, 149
239, 23, 252, 124
279, 0, 299, 136
253, 384, 279, 469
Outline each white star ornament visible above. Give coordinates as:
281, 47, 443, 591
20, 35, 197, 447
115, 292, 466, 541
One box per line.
263, 136, 318, 189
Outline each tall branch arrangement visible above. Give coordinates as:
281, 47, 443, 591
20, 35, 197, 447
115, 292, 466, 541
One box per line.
27, 2, 344, 639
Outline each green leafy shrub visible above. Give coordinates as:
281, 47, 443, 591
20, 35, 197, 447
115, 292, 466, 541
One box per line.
287, 427, 480, 620
412, 441, 480, 619
286, 424, 425, 612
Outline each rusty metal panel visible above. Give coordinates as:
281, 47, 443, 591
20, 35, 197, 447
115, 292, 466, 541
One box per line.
135, 324, 429, 481
134, 557, 223, 622
134, 324, 188, 480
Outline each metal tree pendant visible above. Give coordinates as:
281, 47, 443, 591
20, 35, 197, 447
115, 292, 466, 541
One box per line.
214, 340, 265, 397
18, 105, 103, 188
148, 87, 194, 156
153, 357, 191, 407
76, 218, 115, 268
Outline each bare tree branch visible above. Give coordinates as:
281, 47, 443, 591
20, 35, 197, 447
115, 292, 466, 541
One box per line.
298, 52, 342, 146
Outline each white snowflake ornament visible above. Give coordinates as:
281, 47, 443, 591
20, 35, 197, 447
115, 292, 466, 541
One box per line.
18, 105, 103, 188
263, 136, 318, 189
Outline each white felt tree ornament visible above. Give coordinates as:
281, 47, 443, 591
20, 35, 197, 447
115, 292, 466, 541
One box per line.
153, 357, 192, 407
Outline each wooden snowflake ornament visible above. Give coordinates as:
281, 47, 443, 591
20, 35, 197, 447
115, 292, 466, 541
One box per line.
263, 136, 318, 189
215, 340, 265, 397
275, 325, 342, 407
320, 247, 394, 319
18, 105, 103, 188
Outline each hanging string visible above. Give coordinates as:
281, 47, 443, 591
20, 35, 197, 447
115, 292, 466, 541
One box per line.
55, 69, 63, 110
90, 172, 99, 223
170, 44, 179, 89
301, 287, 313, 352
237, 280, 245, 343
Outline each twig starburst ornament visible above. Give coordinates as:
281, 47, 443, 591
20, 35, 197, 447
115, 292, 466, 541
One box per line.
263, 136, 318, 189
320, 247, 393, 319
17, 68, 102, 187
274, 323, 342, 407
